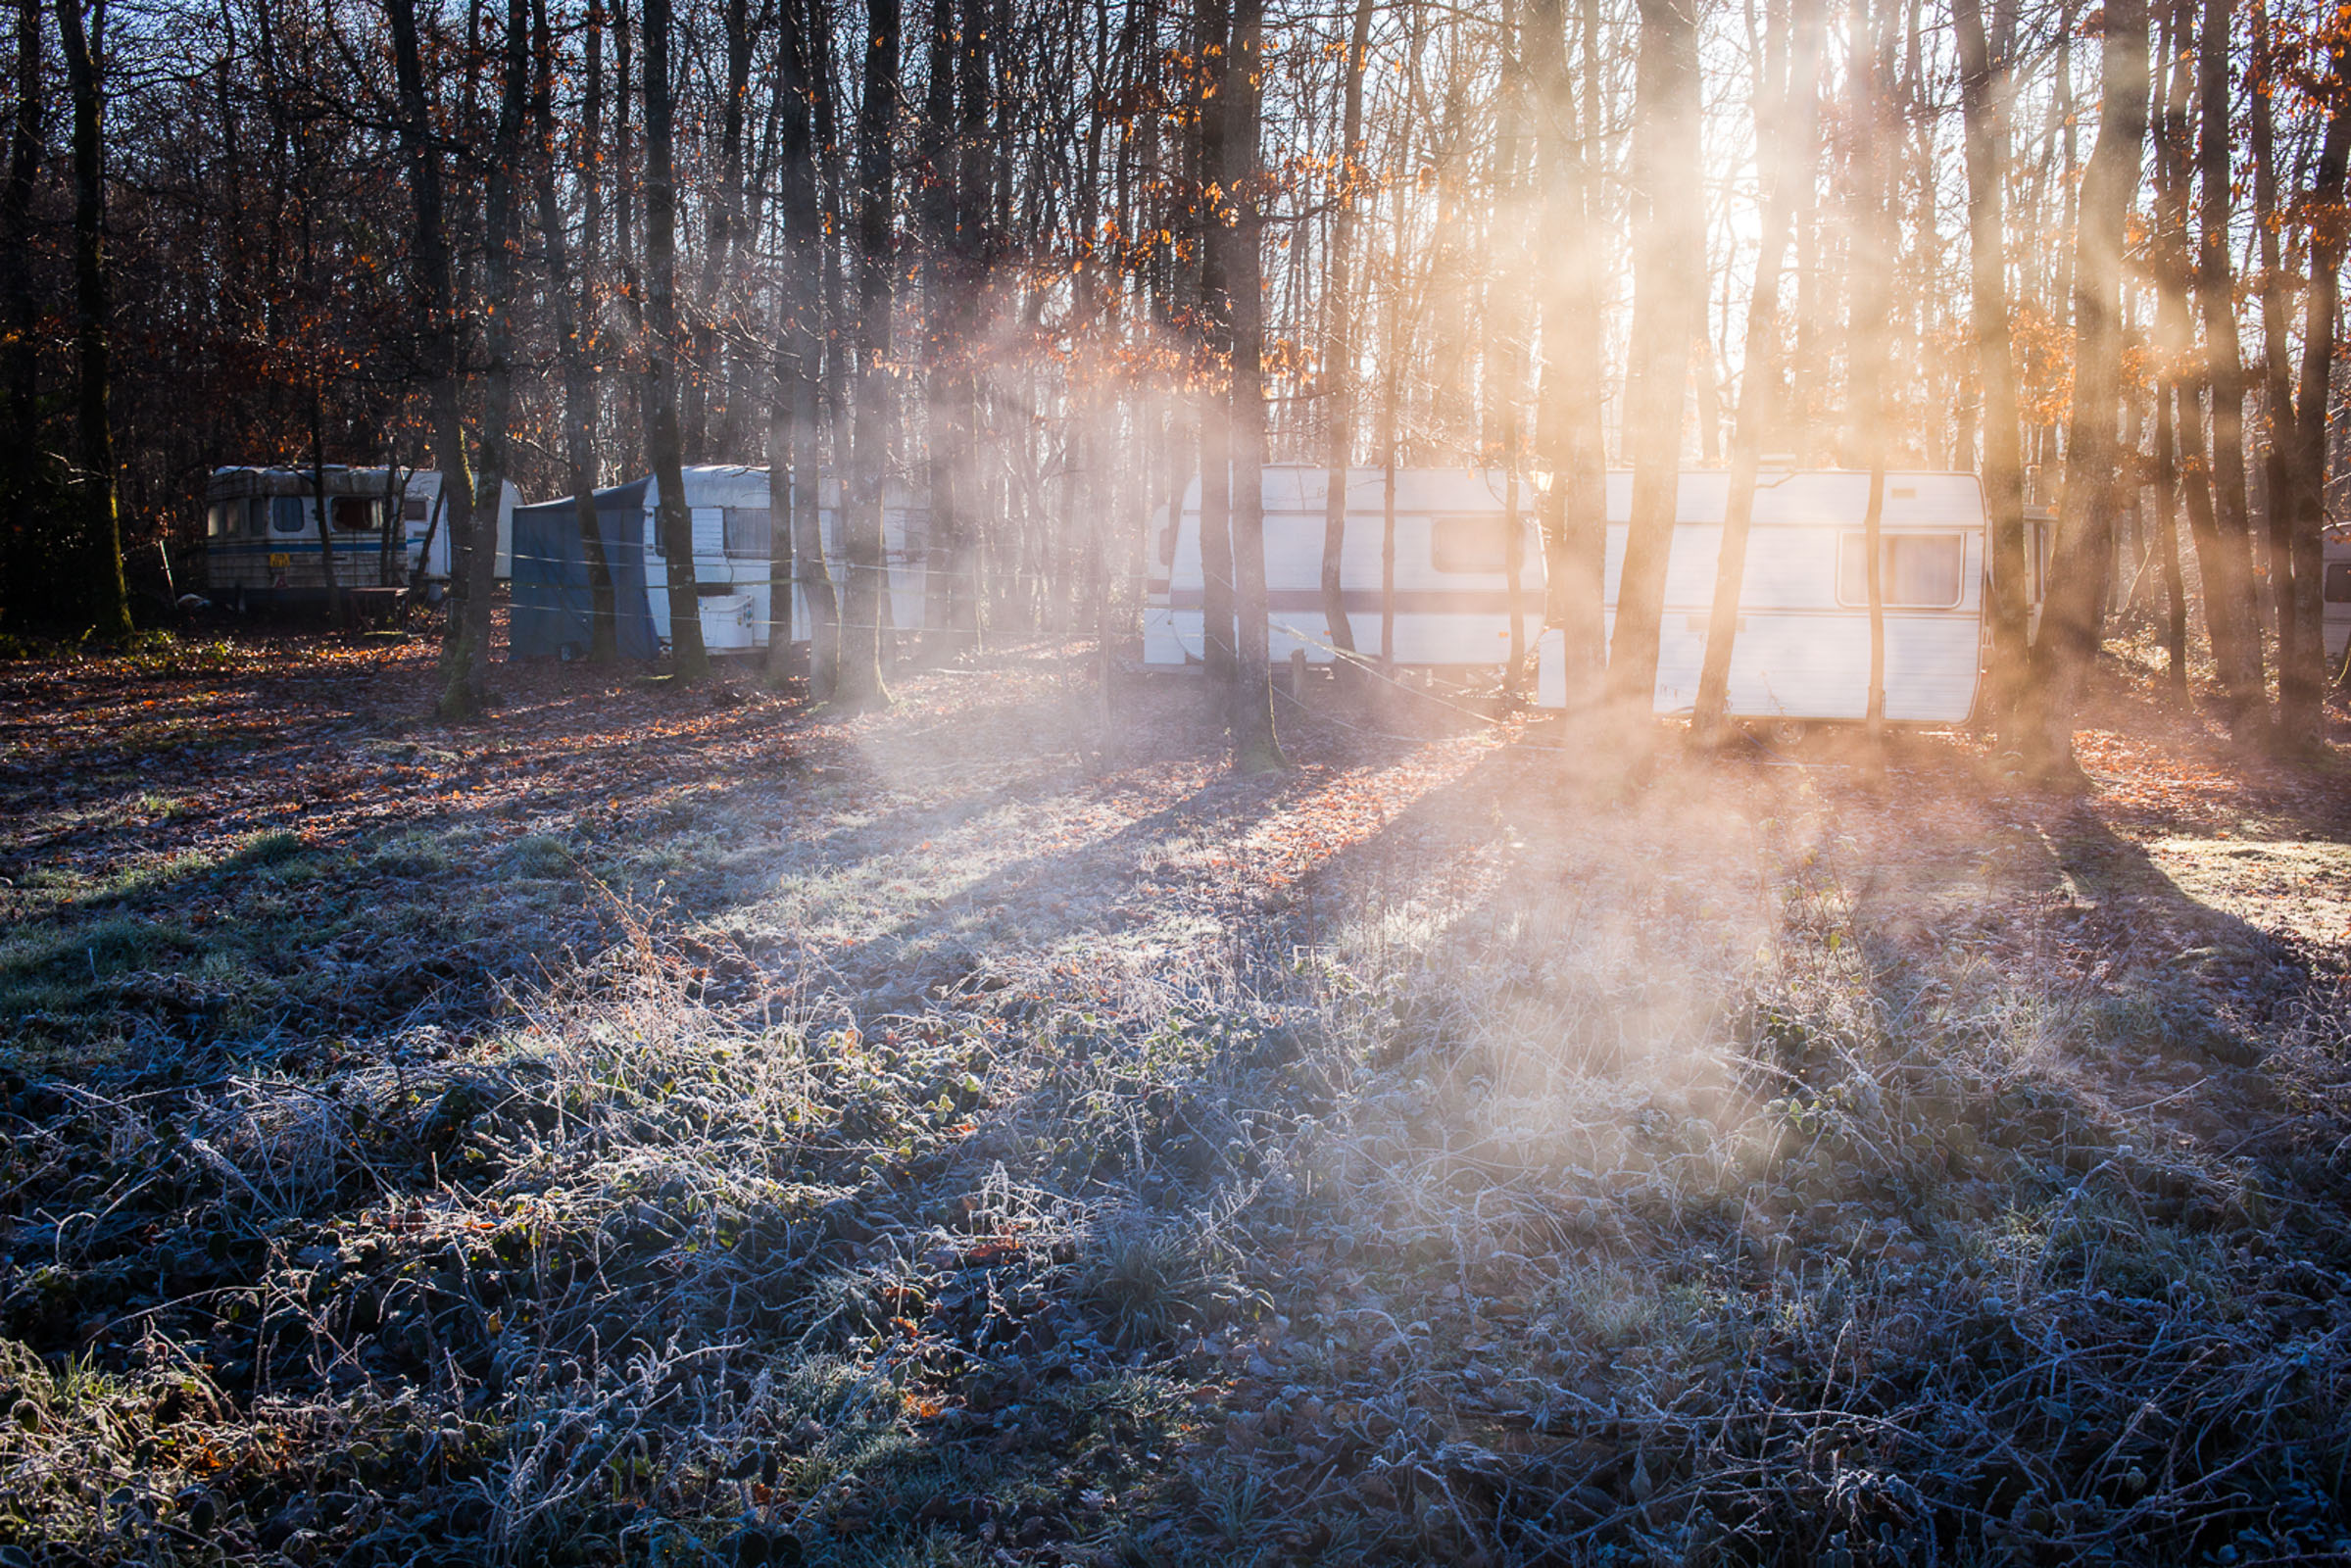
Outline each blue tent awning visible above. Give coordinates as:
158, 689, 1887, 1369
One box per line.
509, 478, 659, 661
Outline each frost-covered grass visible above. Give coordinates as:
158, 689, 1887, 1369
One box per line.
5, 643, 2351, 1564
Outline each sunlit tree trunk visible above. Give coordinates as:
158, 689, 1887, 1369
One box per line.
2284, 32, 2351, 742
944, 0, 990, 653
468, 0, 528, 682
1195, 0, 1235, 688
536, 0, 616, 662
2153, 351, 2188, 694
1318, 0, 1374, 690
687, 0, 753, 460
1953, 0, 2031, 746
766, 0, 831, 691
2152, 0, 2230, 707
2033, 0, 2148, 773
644, 0, 708, 679
389, 0, 483, 715
1693, 0, 1818, 745
1605, 0, 1703, 719
916, 6, 957, 668
53, 0, 129, 640
1845, 0, 1895, 765
833, 0, 897, 710
2248, 0, 2303, 724
2193, 0, 2264, 738
1224, 0, 1282, 770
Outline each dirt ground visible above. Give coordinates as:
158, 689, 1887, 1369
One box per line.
4, 624, 2351, 1565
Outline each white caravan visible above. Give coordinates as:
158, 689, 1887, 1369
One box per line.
632, 466, 929, 653
1535, 468, 1992, 724
204, 466, 516, 608
400, 469, 519, 583
1145, 465, 2001, 727
1144, 466, 1547, 668
2326, 525, 2351, 668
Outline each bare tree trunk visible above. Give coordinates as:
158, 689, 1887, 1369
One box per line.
916, 2, 956, 668
2248, 0, 2303, 723
2154, 361, 2189, 693
468, 0, 528, 680
1693, 0, 1819, 744
534, 0, 616, 662
833, 0, 897, 710
1487, 0, 1529, 695
53, 0, 129, 640
311, 395, 341, 623
1194, 0, 1235, 687
939, 0, 991, 654
1318, 0, 1374, 689
0, 0, 39, 623
687, 0, 753, 460
1954, 0, 2031, 746
2152, 0, 2233, 708
644, 0, 707, 678
1530, 0, 1607, 700
2285, 34, 2351, 743
1848, 0, 1894, 764
389, 0, 483, 715
2033, 0, 2148, 772
1605, 0, 1704, 719
766, 0, 831, 690
1223, 0, 1281, 770
2194, 0, 2265, 738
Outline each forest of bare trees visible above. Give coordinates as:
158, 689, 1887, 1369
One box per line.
21, 6, 2351, 1561
0, 0, 2347, 765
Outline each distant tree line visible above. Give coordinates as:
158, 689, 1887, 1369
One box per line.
0, 0, 2344, 767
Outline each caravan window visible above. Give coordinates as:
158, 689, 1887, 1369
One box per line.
402, 497, 429, 524
2327, 563, 2351, 604
1837, 532, 1964, 609
332, 497, 379, 532
207, 502, 233, 538
723, 507, 771, 560
269, 496, 312, 534
1431, 514, 1511, 574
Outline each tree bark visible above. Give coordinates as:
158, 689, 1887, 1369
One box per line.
1318, 0, 1374, 688
2154, 339, 2189, 694
1223, 0, 1281, 770
54, 0, 130, 640
466, 0, 528, 684
2152, 0, 2231, 708
1605, 0, 1703, 718
535, 0, 617, 662
389, 0, 485, 713
1847, 0, 1894, 764
1194, 0, 1235, 687
766, 0, 831, 691
2248, 0, 2304, 728
833, 0, 898, 710
1529, 0, 1607, 701
1953, 0, 2031, 747
2033, 0, 2148, 772
1693, 0, 1819, 744
311, 398, 340, 622
2285, 31, 2351, 743
1, 0, 41, 621
944, 0, 990, 653
643, 0, 708, 678
2193, 0, 2265, 738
